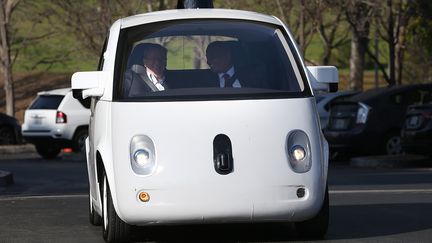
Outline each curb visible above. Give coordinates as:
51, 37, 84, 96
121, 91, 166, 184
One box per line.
350, 154, 430, 168
0, 144, 36, 154
0, 170, 14, 186
0, 144, 85, 161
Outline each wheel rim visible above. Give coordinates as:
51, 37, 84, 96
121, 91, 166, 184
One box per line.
89, 195, 93, 214
77, 132, 88, 152
386, 136, 402, 155
103, 175, 108, 231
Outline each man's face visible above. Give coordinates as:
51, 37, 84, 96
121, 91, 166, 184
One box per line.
206, 48, 232, 73
143, 48, 167, 77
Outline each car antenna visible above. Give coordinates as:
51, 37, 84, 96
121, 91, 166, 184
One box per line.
177, 0, 214, 9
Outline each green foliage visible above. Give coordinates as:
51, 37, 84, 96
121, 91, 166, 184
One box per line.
6, 0, 432, 83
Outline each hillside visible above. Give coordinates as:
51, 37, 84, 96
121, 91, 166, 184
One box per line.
0, 72, 72, 123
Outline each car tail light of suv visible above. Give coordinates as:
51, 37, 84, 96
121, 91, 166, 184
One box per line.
56, 111, 67, 123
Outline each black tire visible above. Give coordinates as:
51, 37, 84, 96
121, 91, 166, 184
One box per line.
295, 186, 329, 239
35, 144, 61, 159
89, 194, 102, 226
101, 173, 131, 243
73, 128, 88, 152
0, 126, 16, 145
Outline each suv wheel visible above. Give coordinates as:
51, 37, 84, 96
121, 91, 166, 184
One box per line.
35, 144, 61, 159
385, 133, 403, 155
0, 127, 16, 145
73, 128, 88, 152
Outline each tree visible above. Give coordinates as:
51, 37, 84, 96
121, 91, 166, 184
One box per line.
318, 1, 350, 65
340, 0, 374, 91
0, 0, 19, 117
403, 0, 432, 83
367, 0, 414, 86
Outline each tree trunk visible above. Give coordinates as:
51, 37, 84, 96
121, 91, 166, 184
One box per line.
322, 47, 331, 65
387, 0, 396, 86
0, 1, 14, 116
395, 23, 406, 85
349, 29, 368, 91
298, 0, 306, 55
395, 1, 410, 85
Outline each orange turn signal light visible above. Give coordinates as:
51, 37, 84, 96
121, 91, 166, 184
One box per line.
138, 192, 150, 202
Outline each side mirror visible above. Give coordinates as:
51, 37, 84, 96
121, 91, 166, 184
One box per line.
307, 66, 338, 93
71, 71, 106, 99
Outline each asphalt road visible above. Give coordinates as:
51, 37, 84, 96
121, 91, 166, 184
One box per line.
0, 153, 431, 242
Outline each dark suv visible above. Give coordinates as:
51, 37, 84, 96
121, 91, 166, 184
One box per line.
324, 83, 432, 156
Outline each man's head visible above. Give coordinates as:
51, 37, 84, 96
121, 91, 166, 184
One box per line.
206, 41, 233, 74
143, 44, 167, 79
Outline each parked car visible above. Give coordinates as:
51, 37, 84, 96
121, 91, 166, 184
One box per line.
324, 83, 432, 156
71, 6, 339, 242
0, 112, 22, 145
401, 103, 432, 155
315, 91, 358, 129
21, 88, 90, 159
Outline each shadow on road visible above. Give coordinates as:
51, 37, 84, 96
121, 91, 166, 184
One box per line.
327, 203, 432, 240
128, 203, 432, 242
131, 223, 305, 242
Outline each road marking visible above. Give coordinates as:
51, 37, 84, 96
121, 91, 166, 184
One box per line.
330, 189, 432, 194
0, 194, 87, 201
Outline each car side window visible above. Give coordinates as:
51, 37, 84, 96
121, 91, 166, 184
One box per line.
392, 90, 422, 106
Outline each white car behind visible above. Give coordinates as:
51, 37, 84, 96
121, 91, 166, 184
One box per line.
22, 88, 90, 159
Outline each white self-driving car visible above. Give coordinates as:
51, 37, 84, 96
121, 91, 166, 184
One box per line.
72, 8, 338, 243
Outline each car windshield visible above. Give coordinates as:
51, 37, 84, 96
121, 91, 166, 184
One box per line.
114, 19, 310, 101
29, 95, 64, 109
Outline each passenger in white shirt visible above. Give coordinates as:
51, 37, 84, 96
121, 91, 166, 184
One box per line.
124, 43, 169, 96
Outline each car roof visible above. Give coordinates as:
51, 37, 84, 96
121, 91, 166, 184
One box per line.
37, 88, 71, 96
347, 83, 432, 103
120, 9, 281, 29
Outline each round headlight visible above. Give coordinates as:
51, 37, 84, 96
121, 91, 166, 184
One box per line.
291, 145, 306, 161
134, 149, 151, 167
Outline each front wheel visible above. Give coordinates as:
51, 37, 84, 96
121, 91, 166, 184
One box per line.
101, 173, 131, 243
89, 194, 101, 226
295, 186, 329, 239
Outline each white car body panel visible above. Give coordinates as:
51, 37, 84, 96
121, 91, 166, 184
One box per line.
120, 9, 280, 28
90, 98, 327, 225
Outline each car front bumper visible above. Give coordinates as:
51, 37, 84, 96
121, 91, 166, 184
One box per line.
401, 128, 432, 155
114, 180, 326, 226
